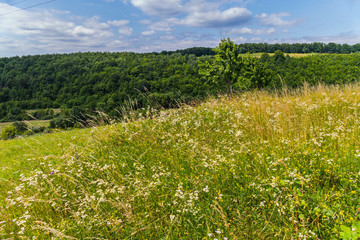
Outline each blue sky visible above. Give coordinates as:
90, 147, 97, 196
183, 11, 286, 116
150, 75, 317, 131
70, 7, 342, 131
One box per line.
0, 0, 360, 57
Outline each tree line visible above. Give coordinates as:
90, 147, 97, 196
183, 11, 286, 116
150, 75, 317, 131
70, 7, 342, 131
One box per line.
1, 43, 360, 126
160, 42, 360, 55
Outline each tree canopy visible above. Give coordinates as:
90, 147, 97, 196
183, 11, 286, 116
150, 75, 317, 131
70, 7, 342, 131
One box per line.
2, 45, 360, 123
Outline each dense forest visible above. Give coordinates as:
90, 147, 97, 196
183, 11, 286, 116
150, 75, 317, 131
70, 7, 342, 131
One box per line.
0, 52, 212, 122
2, 43, 360, 125
163, 42, 360, 55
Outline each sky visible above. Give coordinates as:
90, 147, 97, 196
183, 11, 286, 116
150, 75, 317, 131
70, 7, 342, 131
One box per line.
1, 0, 360, 57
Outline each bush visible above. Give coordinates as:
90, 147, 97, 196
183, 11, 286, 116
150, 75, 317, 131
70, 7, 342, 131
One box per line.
0, 125, 17, 139
12, 121, 28, 134
30, 126, 46, 133
49, 117, 74, 129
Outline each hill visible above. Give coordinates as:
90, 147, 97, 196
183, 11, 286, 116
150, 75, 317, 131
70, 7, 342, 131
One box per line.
2, 46, 360, 124
2, 84, 360, 239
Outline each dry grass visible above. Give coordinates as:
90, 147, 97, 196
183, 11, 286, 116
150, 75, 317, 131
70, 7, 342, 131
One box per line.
1, 83, 360, 239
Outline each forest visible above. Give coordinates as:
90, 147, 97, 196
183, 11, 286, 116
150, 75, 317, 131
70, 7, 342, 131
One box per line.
1, 42, 360, 126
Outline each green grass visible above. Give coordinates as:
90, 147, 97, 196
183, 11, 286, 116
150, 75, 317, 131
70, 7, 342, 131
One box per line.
2, 84, 360, 239
0, 120, 50, 132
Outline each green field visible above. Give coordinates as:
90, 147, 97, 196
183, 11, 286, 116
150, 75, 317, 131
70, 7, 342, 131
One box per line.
2, 84, 360, 239
0, 120, 50, 132
246, 52, 327, 58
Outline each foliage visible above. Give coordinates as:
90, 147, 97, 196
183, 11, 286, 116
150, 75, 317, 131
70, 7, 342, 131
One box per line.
160, 47, 215, 56
12, 121, 27, 133
49, 117, 74, 129
0, 121, 28, 139
200, 40, 276, 95
339, 221, 360, 240
237, 42, 360, 54
200, 38, 243, 96
200, 39, 257, 96
2, 44, 360, 124
28, 126, 46, 134
2, 84, 360, 238
0, 52, 210, 122
0, 124, 17, 139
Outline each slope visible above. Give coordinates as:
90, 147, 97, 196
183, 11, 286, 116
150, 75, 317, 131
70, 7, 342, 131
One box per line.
2, 84, 360, 239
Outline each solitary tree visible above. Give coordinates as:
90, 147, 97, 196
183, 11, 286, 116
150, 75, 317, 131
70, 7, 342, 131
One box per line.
200, 38, 244, 96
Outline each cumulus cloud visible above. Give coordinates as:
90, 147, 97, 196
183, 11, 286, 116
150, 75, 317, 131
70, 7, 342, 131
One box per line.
229, 27, 276, 35
298, 32, 360, 45
128, 35, 219, 52
136, 0, 252, 29
118, 27, 133, 36
108, 20, 133, 35
141, 30, 156, 36
108, 20, 130, 27
0, 4, 133, 55
178, 7, 251, 28
256, 13, 297, 27
130, 0, 183, 16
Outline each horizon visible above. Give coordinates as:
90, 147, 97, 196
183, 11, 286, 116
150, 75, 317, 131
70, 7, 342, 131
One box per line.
1, 0, 360, 57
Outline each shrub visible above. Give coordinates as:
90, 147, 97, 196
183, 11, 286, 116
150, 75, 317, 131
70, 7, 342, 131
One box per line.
0, 125, 17, 139
12, 121, 28, 134
49, 117, 74, 129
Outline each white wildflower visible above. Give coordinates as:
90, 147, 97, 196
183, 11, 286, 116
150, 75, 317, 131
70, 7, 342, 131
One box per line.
203, 185, 209, 192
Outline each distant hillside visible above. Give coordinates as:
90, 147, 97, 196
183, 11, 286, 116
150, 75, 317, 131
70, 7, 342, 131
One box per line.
0, 52, 212, 122
2, 46, 360, 122
162, 42, 360, 55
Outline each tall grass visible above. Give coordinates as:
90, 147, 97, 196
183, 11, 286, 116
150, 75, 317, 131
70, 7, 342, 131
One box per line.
2, 83, 360, 239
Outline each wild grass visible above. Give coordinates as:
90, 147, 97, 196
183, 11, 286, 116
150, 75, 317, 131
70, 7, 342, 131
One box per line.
2, 83, 360, 239
0, 120, 50, 132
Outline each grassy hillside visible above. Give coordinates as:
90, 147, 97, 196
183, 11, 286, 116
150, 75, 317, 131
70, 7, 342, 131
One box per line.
0, 120, 50, 132
2, 84, 360, 239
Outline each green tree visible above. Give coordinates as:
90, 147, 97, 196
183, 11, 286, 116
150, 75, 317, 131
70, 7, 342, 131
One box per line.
12, 121, 28, 134
200, 38, 244, 96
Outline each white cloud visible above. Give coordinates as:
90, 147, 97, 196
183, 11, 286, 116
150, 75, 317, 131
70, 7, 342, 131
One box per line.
233, 36, 248, 43
300, 32, 360, 45
108, 20, 130, 27
128, 37, 219, 52
178, 7, 251, 28
141, 30, 156, 35
149, 21, 173, 31
139, 19, 152, 25
229, 27, 276, 35
118, 27, 133, 36
130, 0, 183, 16
108, 20, 133, 35
136, 1, 252, 28
0, 5, 134, 56
256, 13, 297, 27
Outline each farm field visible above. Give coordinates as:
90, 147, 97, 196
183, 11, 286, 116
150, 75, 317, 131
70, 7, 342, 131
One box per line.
245, 52, 327, 58
2, 84, 360, 239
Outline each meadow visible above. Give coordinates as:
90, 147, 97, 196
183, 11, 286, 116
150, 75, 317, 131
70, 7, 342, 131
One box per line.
2, 84, 360, 239
0, 120, 50, 132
